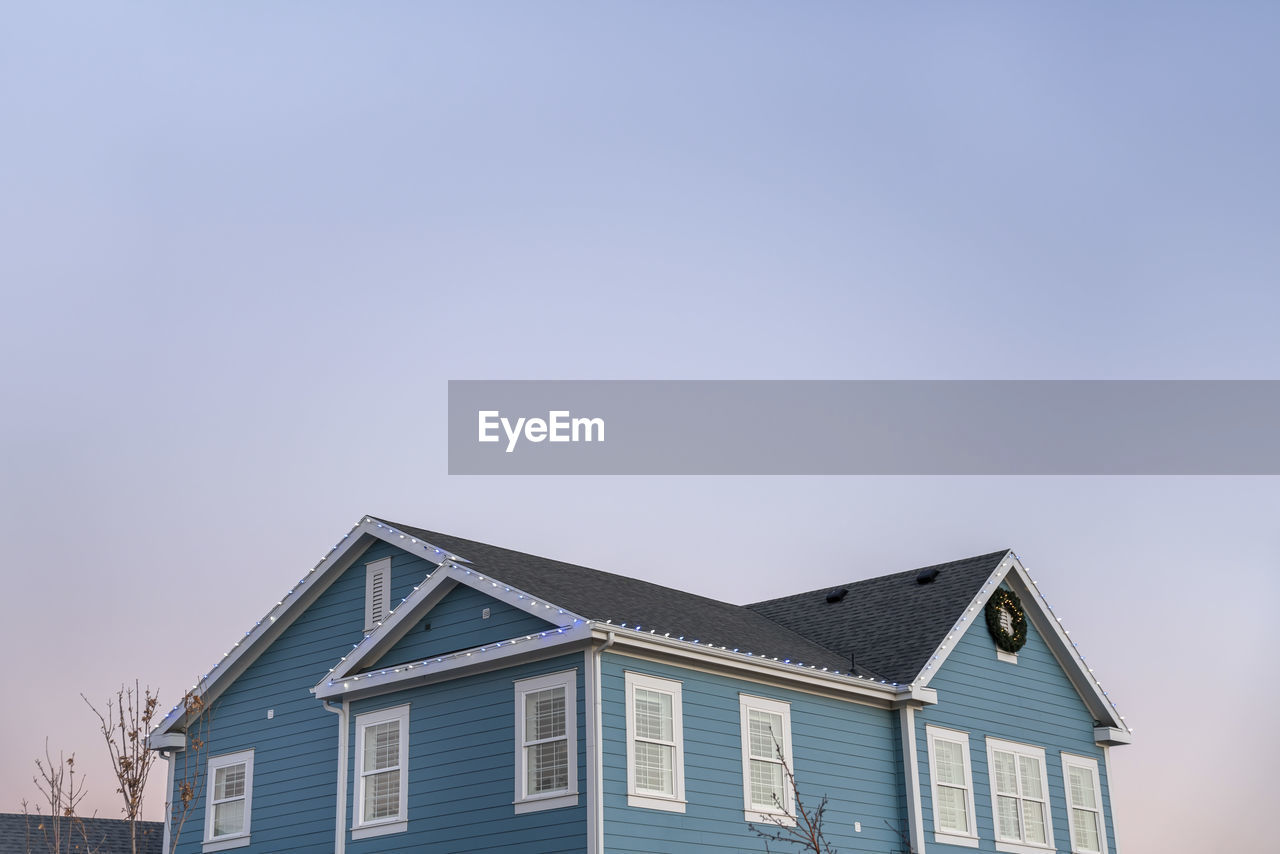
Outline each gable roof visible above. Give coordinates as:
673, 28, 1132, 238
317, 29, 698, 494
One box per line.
747, 550, 1010, 685
0, 814, 163, 854
377, 520, 856, 676
154, 514, 1127, 740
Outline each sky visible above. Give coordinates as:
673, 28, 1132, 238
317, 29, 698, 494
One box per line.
1, 3, 1277, 852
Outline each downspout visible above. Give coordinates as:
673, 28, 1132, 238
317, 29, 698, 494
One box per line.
593, 631, 614, 854
160, 749, 176, 854
323, 700, 348, 854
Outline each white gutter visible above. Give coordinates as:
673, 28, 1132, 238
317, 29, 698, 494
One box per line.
592, 625, 913, 706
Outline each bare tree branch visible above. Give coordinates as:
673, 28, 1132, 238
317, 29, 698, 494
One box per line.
83, 680, 160, 854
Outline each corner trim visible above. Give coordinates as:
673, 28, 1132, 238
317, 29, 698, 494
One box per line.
900, 707, 927, 853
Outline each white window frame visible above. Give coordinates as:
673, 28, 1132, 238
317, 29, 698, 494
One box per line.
513, 670, 579, 813
739, 693, 795, 827
364, 557, 391, 633
203, 749, 253, 852
1061, 752, 1108, 854
624, 671, 686, 812
352, 704, 409, 840
925, 725, 979, 848
985, 737, 1055, 854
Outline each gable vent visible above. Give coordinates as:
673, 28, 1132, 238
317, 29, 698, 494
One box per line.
825, 587, 848, 603
365, 557, 391, 632
916, 567, 940, 585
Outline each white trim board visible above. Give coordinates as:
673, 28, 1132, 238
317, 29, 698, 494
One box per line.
912, 552, 1129, 734
151, 516, 465, 742
321, 559, 590, 689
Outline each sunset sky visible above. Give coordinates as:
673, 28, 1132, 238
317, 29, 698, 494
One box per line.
2, 4, 1277, 852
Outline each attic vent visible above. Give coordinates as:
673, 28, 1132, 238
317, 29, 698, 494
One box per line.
365, 557, 391, 632
915, 567, 940, 585
825, 587, 848, 603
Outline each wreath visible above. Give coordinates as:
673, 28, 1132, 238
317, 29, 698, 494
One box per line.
985, 588, 1027, 653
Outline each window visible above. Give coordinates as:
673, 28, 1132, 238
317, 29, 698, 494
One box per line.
364, 557, 390, 633
985, 738, 1054, 853
513, 671, 578, 813
926, 726, 978, 847
1061, 753, 1107, 854
739, 694, 794, 826
203, 749, 253, 852
353, 705, 409, 839
624, 672, 685, 812
999, 608, 1014, 635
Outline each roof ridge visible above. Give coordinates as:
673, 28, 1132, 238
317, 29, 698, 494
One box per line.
746, 549, 1011, 608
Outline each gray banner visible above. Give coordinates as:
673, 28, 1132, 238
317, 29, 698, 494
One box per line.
447, 381, 1280, 475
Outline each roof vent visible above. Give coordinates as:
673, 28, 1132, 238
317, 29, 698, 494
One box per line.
825, 587, 848, 603
916, 567, 940, 585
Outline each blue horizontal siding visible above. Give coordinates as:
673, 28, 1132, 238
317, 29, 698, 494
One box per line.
369, 582, 555, 671
917, 586, 1117, 853
601, 654, 904, 853
169, 539, 435, 854
346, 653, 587, 853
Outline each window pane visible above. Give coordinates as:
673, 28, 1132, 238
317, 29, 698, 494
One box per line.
527, 739, 569, 794
750, 758, 786, 810
1018, 755, 1043, 799
1069, 765, 1097, 809
213, 764, 245, 801
934, 740, 966, 786
212, 799, 244, 837
996, 795, 1021, 840
634, 740, 675, 795
525, 688, 566, 742
1022, 799, 1048, 845
363, 768, 400, 821
363, 721, 399, 773
748, 709, 784, 761
936, 784, 969, 834
634, 688, 672, 742
1073, 807, 1101, 851
992, 751, 1018, 795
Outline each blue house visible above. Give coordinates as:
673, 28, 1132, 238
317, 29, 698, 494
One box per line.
148, 516, 1130, 853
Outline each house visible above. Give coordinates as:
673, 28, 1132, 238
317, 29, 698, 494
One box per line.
0, 813, 163, 854
147, 516, 1130, 853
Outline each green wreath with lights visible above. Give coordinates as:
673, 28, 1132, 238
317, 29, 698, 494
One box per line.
985, 588, 1027, 653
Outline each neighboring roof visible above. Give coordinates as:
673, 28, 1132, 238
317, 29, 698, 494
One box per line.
747, 550, 1010, 685
379, 520, 858, 676
0, 814, 163, 854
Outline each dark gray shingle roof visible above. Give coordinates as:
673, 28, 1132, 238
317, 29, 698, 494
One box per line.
0, 814, 163, 854
382, 521, 854, 673
747, 550, 1009, 684
381, 519, 1005, 685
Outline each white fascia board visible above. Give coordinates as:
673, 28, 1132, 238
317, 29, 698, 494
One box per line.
1093, 726, 1131, 746
151, 516, 467, 738
318, 561, 591, 689
912, 552, 1130, 736
316, 622, 594, 700
147, 731, 187, 751
594, 625, 915, 707
1002, 561, 1129, 734
913, 551, 1016, 689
